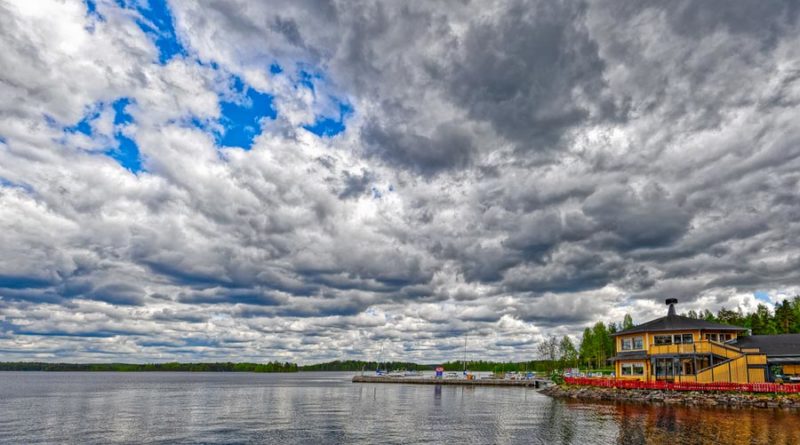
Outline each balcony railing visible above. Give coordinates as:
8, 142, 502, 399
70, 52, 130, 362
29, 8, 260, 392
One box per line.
648, 340, 743, 359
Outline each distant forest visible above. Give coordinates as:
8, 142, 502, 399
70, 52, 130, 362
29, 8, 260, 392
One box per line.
298, 360, 552, 373
0, 361, 298, 372
299, 360, 428, 372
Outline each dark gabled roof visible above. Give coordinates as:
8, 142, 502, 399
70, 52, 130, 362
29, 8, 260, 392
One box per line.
612, 313, 747, 336
734, 334, 800, 357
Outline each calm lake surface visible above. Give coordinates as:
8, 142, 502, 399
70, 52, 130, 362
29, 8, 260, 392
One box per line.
0, 372, 798, 444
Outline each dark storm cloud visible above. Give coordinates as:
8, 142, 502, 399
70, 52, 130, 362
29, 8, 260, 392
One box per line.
361, 120, 476, 176
445, 0, 618, 151
338, 169, 373, 199
581, 183, 691, 249
86, 283, 146, 306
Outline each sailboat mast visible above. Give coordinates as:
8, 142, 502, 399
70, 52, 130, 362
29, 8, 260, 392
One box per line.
463, 334, 467, 374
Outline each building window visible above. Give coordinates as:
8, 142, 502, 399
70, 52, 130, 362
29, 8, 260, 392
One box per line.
622, 363, 645, 376
671, 333, 693, 344
621, 336, 644, 351
705, 333, 718, 342
654, 335, 672, 345
720, 333, 731, 342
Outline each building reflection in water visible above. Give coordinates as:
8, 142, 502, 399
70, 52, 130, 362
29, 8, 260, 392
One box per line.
608, 401, 800, 445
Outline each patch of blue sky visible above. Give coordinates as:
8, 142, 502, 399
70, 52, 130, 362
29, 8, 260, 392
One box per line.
116, 0, 186, 64
112, 97, 134, 124
105, 97, 142, 172
0, 177, 33, 193
84, 0, 97, 15
64, 98, 143, 173
214, 76, 276, 149
65, 104, 101, 136
270, 63, 283, 74
297, 69, 321, 92
105, 134, 142, 173
754, 290, 771, 303
303, 101, 353, 138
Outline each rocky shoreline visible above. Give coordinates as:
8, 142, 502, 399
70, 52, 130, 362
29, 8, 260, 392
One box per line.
541, 385, 800, 410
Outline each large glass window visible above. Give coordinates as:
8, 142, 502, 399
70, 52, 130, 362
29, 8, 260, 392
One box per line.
621, 336, 644, 351
621, 363, 644, 376
705, 333, 718, 342
672, 333, 693, 344
654, 335, 672, 345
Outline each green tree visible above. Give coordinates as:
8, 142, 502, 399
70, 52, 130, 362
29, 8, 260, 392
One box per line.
558, 336, 579, 370
750, 304, 778, 335
591, 322, 611, 369
791, 296, 800, 333
622, 313, 634, 330
716, 307, 746, 327
538, 335, 560, 374
774, 300, 796, 334
578, 328, 594, 368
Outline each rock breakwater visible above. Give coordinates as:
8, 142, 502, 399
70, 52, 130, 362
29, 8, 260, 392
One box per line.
541, 385, 800, 410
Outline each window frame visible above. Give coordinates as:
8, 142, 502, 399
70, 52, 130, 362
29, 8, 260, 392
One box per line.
621, 362, 645, 376
654, 335, 672, 346
620, 336, 644, 351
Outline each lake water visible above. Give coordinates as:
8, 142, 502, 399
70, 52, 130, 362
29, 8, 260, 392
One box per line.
0, 372, 798, 444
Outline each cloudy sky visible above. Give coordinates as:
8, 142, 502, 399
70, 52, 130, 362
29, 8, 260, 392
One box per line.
1, 0, 799, 364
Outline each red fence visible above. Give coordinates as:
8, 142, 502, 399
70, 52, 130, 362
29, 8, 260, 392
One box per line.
563, 377, 800, 393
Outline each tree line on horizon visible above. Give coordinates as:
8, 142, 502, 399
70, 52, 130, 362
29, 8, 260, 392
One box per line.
0, 361, 299, 372
681, 297, 800, 336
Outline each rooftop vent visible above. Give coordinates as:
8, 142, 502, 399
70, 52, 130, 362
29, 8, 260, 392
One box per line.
666, 298, 678, 316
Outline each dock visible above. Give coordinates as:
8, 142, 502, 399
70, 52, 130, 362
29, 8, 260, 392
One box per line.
352, 375, 553, 388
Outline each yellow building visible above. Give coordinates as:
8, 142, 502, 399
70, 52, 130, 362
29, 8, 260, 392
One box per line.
611, 299, 770, 383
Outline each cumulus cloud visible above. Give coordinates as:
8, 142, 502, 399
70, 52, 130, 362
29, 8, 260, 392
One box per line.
0, 0, 799, 363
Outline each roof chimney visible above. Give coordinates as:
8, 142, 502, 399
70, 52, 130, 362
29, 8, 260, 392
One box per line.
666, 298, 678, 316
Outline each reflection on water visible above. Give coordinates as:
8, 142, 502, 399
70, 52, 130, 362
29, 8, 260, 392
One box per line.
0, 372, 797, 444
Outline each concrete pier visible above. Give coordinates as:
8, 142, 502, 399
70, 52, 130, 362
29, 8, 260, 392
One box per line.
352, 375, 552, 388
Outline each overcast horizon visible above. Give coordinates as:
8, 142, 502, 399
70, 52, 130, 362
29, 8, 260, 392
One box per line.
1, 0, 799, 365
